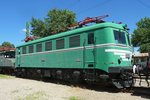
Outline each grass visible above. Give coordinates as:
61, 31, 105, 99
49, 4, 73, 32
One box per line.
69, 96, 85, 100
17, 91, 47, 100
0, 74, 14, 79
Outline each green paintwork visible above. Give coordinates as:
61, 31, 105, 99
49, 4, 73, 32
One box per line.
16, 22, 132, 73
17, 22, 125, 47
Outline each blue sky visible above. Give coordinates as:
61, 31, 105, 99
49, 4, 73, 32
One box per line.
0, 0, 150, 47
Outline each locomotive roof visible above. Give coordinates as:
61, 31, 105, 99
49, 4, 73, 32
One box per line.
17, 22, 126, 47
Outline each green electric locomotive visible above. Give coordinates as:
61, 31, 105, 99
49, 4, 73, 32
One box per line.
15, 20, 133, 88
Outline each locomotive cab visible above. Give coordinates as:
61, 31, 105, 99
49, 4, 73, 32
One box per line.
105, 24, 133, 88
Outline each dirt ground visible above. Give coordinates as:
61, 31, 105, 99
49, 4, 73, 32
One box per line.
0, 76, 150, 100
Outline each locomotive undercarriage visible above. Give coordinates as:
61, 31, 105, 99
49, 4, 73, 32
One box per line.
16, 68, 84, 83
15, 68, 109, 84
0, 66, 15, 75
109, 67, 134, 88
2, 67, 134, 89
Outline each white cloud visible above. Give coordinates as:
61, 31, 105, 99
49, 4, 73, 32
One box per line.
21, 28, 31, 33
22, 28, 27, 32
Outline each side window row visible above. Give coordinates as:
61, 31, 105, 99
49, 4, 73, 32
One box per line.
21, 35, 81, 54
21, 32, 95, 54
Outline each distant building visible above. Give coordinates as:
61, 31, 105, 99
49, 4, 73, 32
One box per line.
0, 47, 15, 58
0, 47, 15, 52
133, 53, 149, 58
133, 53, 149, 68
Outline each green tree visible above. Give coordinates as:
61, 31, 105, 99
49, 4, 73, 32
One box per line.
30, 9, 76, 37
46, 9, 76, 34
1, 42, 15, 48
132, 17, 150, 52
30, 18, 48, 37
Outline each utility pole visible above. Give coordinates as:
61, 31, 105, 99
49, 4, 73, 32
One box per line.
26, 22, 30, 38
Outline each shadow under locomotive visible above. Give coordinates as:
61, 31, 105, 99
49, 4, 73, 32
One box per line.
16, 74, 150, 100
38, 77, 150, 99
131, 87, 150, 99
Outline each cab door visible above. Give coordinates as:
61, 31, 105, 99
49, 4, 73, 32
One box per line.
16, 48, 21, 67
83, 32, 96, 68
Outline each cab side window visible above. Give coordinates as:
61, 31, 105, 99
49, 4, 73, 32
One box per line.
88, 33, 94, 44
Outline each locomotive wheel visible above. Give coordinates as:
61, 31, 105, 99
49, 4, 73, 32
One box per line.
120, 72, 134, 88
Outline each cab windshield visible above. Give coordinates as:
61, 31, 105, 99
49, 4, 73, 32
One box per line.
114, 30, 126, 45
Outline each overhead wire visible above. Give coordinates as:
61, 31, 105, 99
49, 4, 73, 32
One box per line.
64, 0, 81, 9
136, 0, 150, 9
76, 0, 113, 15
